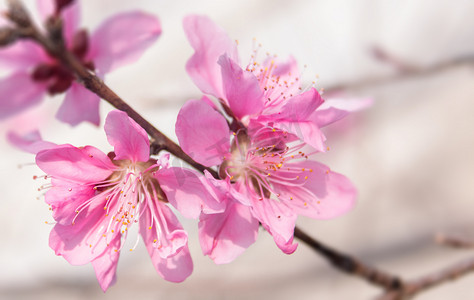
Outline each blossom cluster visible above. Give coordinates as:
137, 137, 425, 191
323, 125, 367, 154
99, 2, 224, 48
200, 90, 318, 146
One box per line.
0, 0, 368, 291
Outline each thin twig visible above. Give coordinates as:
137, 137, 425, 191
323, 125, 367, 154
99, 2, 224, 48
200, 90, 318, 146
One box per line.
377, 256, 474, 300
436, 234, 474, 249
294, 226, 403, 290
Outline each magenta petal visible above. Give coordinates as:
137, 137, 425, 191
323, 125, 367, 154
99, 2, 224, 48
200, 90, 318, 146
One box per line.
49, 198, 111, 265
89, 11, 161, 73
274, 161, 357, 219
36, 145, 115, 184
157, 167, 223, 219
45, 184, 95, 225
279, 88, 323, 120
199, 201, 258, 264
139, 203, 193, 282
218, 54, 264, 119
55, 83, 100, 126
183, 15, 238, 99
156, 246, 193, 283
176, 99, 230, 167
311, 97, 373, 128
0, 41, 47, 71
104, 110, 150, 162
91, 234, 121, 292
274, 120, 326, 152
250, 194, 297, 246
7, 130, 56, 154
0, 72, 47, 119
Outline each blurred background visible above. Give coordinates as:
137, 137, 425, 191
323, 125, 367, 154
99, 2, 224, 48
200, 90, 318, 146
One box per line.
1, 0, 474, 299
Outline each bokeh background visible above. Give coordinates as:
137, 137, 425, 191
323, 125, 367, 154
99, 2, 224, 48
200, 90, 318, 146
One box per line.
1, 0, 474, 299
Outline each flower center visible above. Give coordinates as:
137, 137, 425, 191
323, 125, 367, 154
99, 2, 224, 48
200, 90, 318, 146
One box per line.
219, 128, 315, 201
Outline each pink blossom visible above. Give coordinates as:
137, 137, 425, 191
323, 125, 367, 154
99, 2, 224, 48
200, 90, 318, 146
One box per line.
0, 0, 161, 126
183, 15, 368, 152
176, 98, 357, 261
35, 110, 197, 291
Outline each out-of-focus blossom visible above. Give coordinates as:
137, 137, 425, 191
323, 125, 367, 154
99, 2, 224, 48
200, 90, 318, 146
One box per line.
35, 110, 197, 291
0, 0, 161, 126
183, 15, 369, 152
176, 98, 357, 262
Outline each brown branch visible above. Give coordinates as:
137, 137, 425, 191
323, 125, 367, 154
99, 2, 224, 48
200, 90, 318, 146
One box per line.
294, 226, 403, 290
323, 51, 474, 94
436, 233, 474, 249
377, 256, 474, 300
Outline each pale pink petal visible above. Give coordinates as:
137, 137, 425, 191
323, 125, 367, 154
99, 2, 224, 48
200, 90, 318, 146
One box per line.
218, 54, 264, 119
55, 82, 100, 126
0, 41, 47, 70
49, 197, 111, 265
0, 72, 47, 119
271, 234, 298, 254
156, 246, 193, 283
62, 1, 81, 45
91, 234, 121, 292
36, 145, 116, 184
157, 167, 223, 219
89, 11, 161, 73
44, 183, 95, 225
176, 99, 230, 167
199, 201, 258, 264
311, 97, 373, 128
183, 15, 238, 99
249, 191, 297, 247
104, 110, 150, 162
139, 203, 193, 282
279, 88, 323, 120
36, 0, 54, 20
7, 130, 56, 154
274, 161, 357, 219
276, 121, 326, 152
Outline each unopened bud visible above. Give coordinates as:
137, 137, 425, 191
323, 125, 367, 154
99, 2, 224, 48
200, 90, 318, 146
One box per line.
6, 0, 31, 28
55, 0, 75, 15
0, 27, 19, 46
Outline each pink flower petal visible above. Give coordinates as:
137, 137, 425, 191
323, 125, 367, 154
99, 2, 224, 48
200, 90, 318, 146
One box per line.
104, 110, 150, 162
139, 203, 193, 282
0, 72, 47, 119
274, 161, 357, 219
0, 41, 47, 71
176, 99, 230, 167
7, 130, 56, 154
218, 54, 264, 119
36, 145, 116, 184
279, 88, 323, 120
89, 11, 161, 74
183, 15, 238, 99
55, 82, 100, 126
91, 234, 121, 292
311, 97, 373, 128
250, 194, 298, 248
157, 167, 223, 219
199, 201, 258, 264
44, 183, 95, 225
49, 197, 112, 265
